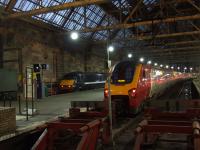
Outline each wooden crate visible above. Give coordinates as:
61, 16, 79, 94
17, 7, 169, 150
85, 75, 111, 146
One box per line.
0, 107, 16, 136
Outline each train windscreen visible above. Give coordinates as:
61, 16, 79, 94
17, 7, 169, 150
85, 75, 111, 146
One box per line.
111, 61, 136, 84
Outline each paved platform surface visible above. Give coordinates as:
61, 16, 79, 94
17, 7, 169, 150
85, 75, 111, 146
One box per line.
0, 88, 104, 134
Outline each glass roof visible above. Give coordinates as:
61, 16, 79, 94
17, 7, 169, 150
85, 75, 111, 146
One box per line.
0, 0, 137, 41
143, 0, 157, 5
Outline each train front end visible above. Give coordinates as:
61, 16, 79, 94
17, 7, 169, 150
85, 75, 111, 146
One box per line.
58, 73, 79, 92
59, 79, 76, 92
104, 61, 148, 115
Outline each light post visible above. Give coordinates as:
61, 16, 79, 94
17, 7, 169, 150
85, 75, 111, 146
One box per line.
107, 45, 114, 146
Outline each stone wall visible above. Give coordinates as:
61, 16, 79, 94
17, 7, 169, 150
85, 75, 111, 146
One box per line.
2, 20, 64, 82
1, 19, 112, 83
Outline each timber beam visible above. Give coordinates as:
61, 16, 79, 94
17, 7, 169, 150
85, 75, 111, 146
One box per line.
8, 0, 108, 19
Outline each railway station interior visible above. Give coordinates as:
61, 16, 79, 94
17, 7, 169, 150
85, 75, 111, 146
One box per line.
1, 0, 200, 150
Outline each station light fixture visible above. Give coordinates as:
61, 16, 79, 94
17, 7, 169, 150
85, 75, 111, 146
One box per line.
154, 63, 158, 66
147, 60, 152, 64
70, 31, 79, 40
177, 67, 180, 70
139, 57, 144, 62
190, 67, 193, 71
166, 65, 169, 69
160, 64, 163, 67
107, 45, 114, 52
184, 67, 187, 70
171, 66, 174, 69
128, 53, 132, 58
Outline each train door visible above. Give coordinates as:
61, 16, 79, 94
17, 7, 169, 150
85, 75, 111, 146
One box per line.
140, 66, 151, 100
145, 67, 151, 98
134, 65, 146, 104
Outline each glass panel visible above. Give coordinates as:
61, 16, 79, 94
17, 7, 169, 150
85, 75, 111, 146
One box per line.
0, 0, 10, 6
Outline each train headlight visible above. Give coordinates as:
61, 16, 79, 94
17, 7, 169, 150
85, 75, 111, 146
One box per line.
128, 88, 137, 98
104, 89, 109, 97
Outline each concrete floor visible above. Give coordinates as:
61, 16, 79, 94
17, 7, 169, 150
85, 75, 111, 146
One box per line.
0, 88, 104, 133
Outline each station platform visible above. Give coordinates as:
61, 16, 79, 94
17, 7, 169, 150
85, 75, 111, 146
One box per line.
0, 88, 104, 140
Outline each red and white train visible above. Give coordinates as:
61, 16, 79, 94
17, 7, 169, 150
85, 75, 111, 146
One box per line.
104, 61, 190, 115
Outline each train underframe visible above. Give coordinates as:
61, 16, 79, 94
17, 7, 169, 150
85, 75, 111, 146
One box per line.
110, 95, 146, 118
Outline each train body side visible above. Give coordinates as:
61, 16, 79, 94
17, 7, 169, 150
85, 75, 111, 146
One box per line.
59, 72, 106, 92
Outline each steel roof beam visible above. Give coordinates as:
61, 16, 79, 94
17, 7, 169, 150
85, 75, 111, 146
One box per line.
142, 40, 200, 48
136, 30, 200, 40
151, 55, 200, 60
91, 30, 200, 45
8, 0, 108, 19
165, 40, 200, 46
122, 0, 144, 24
73, 14, 200, 32
109, 0, 144, 40
147, 51, 200, 57
187, 0, 200, 13
132, 45, 200, 54
5, 0, 17, 12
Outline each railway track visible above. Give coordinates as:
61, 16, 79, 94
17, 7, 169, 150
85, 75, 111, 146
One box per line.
102, 114, 143, 150
103, 79, 200, 150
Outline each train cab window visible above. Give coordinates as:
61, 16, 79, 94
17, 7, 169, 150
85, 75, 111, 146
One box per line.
111, 61, 136, 84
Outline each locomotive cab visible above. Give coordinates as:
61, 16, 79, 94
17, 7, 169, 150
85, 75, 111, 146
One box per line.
59, 72, 82, 92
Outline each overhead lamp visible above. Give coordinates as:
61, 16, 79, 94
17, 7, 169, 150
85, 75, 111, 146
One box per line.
190, 67, 193, 71
171, 66, 174, 69
184, 67, 187, 70
160, 64, 163, 67
108, 45, 114, 52
70, 31, 79, 40
139, 57, 144, 62
128, 53, 132, 58
147, 60, 152, 64
166, 65, 169, 69
154, 63, 158, 66
177, 67, 180, 70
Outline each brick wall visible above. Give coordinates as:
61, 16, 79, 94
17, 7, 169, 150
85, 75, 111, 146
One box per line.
0, 107, 16, 136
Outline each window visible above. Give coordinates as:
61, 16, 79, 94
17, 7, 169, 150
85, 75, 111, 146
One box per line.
111, 61, 136, 84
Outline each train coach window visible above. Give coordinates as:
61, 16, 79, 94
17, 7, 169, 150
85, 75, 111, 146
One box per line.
111, 61, 136, 84
142, 70, 146, 78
